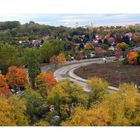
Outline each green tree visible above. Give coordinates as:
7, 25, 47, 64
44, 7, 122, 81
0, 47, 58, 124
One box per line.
40, 39, 65, 62
0, 21, 20, 30
0, 43, 21, 74
23, 48, 41, 87
23, 88, 48, 124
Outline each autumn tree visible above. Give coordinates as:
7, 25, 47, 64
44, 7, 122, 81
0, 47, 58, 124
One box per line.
50, 53, 66, 68
0, 74, 11, 96
57, 53, 66, 65
47, 80, 88, 122
50, 55, 58, 68
87, 77, 109, 106
132, 36, 140, 44
35, 72, 57, 97
62, 83, 140, 126
116, 42, 129, 51
100, 83, 140, 126
127, 51, 138, 64
84, 43, 93, 50
6, 66, 28, 89
62, 105, 111, 126
8, 95, 29, 126
33, 120, 49, 126
0, 94, 28, 126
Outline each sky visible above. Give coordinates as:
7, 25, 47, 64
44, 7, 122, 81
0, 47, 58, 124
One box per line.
0, 0, 140, 27
0, 14, 140, 27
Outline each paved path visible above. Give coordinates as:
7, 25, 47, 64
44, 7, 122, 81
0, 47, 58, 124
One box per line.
54, 57, 118, 92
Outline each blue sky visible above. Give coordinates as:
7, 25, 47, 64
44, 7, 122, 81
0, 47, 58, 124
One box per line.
0, 14, 140, 27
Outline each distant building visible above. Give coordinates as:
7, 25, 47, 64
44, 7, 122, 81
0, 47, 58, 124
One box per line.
135, 24, 140, 30
135, 23, 140, 27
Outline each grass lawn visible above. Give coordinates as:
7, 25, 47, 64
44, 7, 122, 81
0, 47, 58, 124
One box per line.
74, 62, 140, 87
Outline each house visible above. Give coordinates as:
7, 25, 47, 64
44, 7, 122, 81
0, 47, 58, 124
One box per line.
108, 46, 115, 51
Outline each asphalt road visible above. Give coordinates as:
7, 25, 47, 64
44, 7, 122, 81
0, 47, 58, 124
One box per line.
53, 57, 117, 92
54, 61, 96, 91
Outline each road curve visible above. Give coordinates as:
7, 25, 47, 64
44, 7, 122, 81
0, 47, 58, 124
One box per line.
54, 57, 118, 92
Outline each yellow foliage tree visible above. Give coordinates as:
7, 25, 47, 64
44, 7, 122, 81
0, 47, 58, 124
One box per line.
8, 95, 29, 126
47, 80, 87, 120
33, 120, 49, 126
62, 83, 140, 126
100, 83, 140, 126
0, 95, 28, 126
87, 76, 109, 92
47, 80, 86, 106
132, 36, 140, 43
84, 43, 93, 50
57, 53, 66, 64
62, 105, 111, 126
116, 42, 129, 50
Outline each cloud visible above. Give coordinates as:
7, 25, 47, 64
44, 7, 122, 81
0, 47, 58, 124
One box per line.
57, 14, 96, 26
0, 14, 140, 27
103, 14, 129, 20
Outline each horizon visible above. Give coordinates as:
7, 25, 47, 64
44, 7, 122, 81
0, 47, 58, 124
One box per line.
0, 14, 140, 27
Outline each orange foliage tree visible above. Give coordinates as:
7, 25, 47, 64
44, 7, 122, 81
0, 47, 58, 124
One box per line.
0, 74, 11, 96
50, 53, 66, 68
127, 51, 138, 64
6, 66, 28, 89
35, 72, 57, 97
57, 53, 66, 64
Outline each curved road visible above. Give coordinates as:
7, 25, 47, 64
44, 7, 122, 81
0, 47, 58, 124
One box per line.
54, 57, 118, 92
54, 61, 95, 91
